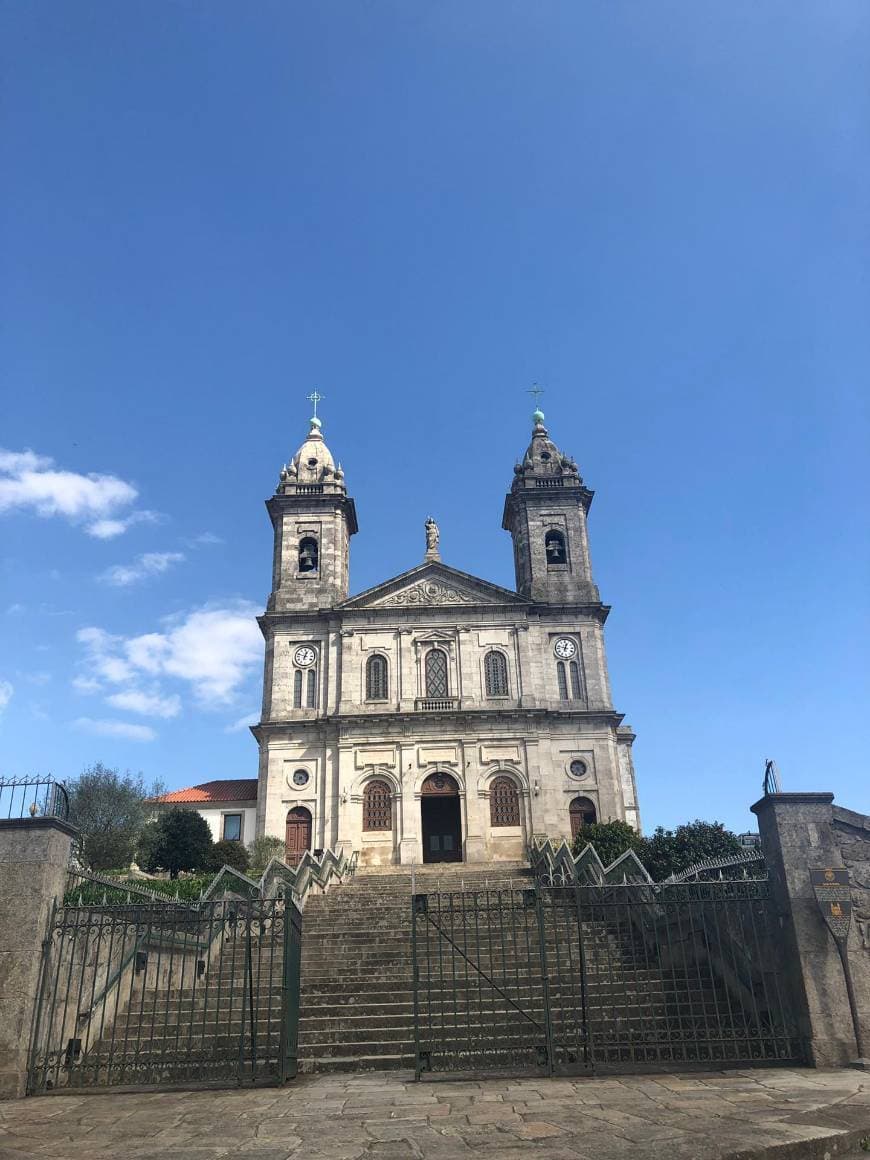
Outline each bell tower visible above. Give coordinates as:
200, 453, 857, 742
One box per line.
502, 408, 599, 604
266, 408, 357, 612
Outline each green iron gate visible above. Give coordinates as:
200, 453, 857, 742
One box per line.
411, 881, 805, 1077
28, 896, 301, 1093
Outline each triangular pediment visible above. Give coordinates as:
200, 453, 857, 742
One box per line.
340, 562, 527, 610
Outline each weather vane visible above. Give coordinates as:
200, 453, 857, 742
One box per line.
307, 390, 324, 419
527, 383, 545, 407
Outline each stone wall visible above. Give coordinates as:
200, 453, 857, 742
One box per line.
752, 792, 869, 1067
0, 817, 77, 1098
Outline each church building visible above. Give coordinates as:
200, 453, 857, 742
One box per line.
250, 404, 640, 866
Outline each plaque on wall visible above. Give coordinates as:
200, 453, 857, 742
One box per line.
809, 867, 852, 943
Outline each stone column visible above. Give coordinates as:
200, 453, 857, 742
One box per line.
751, 792, 863, 1067
398, 743, 420, 864
0, 817, 78, 1099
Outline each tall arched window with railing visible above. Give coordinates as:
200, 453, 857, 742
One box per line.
298, 536, 319, 573
293, 670, 303, 708
306, 668, 317, 709
484, 650, 509, 697
366, 654, 389, 701
425, 648, 449, 698
490, 776, 520, 827
362, 779, 392, 831
556, 661, 569, 700
569, 660, 583, 700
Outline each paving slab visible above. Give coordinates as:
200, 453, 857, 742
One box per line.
0, 1068, 869, 1159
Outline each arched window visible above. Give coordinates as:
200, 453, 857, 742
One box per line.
306, 668, 317, 708
425, 648, 448, 698
366, 654, 388, 701
484, 650, 509, 697
362, 779, 392, 831
545, 530, 567, 565
569, 660, 583, 701
490, 776, 520, 827
293, 670, 303, 708
556, 661, 569, 700
298, 537, 319, 573
569, 796, 597, 839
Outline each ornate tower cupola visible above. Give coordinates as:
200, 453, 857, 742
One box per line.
266, 407, 358, 612
502, 407, 599, 604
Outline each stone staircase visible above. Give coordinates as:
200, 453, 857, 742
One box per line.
298, 862, 532, 1073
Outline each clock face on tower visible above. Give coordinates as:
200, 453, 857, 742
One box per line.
553, 637, 577, 660
294, 645, 317, 667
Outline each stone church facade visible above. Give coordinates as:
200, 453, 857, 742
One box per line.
252, 407, 640, 866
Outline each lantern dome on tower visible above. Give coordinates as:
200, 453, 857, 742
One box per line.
277, 414, 346, 495
511, 409, 582, 490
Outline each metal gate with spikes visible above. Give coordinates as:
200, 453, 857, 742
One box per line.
411, 880, 805, 1077
28, 896, 301, 1093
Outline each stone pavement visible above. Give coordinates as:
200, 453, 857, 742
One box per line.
1, 1068, 869, 1160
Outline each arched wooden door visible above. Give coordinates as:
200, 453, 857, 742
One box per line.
285, 806, 312, 867
421, 772, 462, 863
569, 796, 597, 840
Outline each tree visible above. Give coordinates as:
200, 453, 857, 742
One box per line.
640, 820, 743, 882
141, 809, 213, 878
67, 763, 155, 871
207, 839, 250, 874
572, 819, 644, 868
247, 835, 285, 876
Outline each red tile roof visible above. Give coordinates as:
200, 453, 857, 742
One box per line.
156, 779, 258, 804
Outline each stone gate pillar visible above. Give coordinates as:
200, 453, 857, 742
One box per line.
751, 792, 867, 1067
0, 817, 78, 1098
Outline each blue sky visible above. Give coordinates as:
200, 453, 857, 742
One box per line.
2, 1, 868, 832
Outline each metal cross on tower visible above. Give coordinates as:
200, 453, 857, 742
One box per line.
307, 390, 325, 419
527, 383, 545, 406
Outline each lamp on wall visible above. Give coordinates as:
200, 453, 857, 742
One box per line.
340, 789, 348, 805
533, 779, 540, 797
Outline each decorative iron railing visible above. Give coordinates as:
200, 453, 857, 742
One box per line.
66, 846, 359, 910
0, 775, 69, 822
529, 837, 765, 889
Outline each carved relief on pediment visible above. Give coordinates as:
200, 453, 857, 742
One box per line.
375, 580, 478, 607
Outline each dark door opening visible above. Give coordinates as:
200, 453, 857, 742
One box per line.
421, 772, 462, 863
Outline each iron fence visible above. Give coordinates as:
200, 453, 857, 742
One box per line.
28, 896, 301, 1093
412, 881, 804, 1078
0, 775, 69, 822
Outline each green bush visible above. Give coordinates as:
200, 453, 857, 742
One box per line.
207, 839, 250, 874
571, 817, 743, 881
571, 820, 643, 867
247, 835, 286, 876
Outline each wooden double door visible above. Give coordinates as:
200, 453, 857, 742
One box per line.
285, 807, 312, 867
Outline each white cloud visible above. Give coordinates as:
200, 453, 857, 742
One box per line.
0, 447, 140, 533
224, 710, 260, 734
0, 680, 13, 711
87, 510, 161, 540
188, 532, 224, 547
76, 602, 262, 707
72, 675, 102, 694
6, 603, 25, 615
106, 689, 181, 718
24, 671, 52, 686
99, 551, 185, 587
73, 717, 156, 742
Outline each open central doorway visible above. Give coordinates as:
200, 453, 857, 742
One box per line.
421, 772, 462, 863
